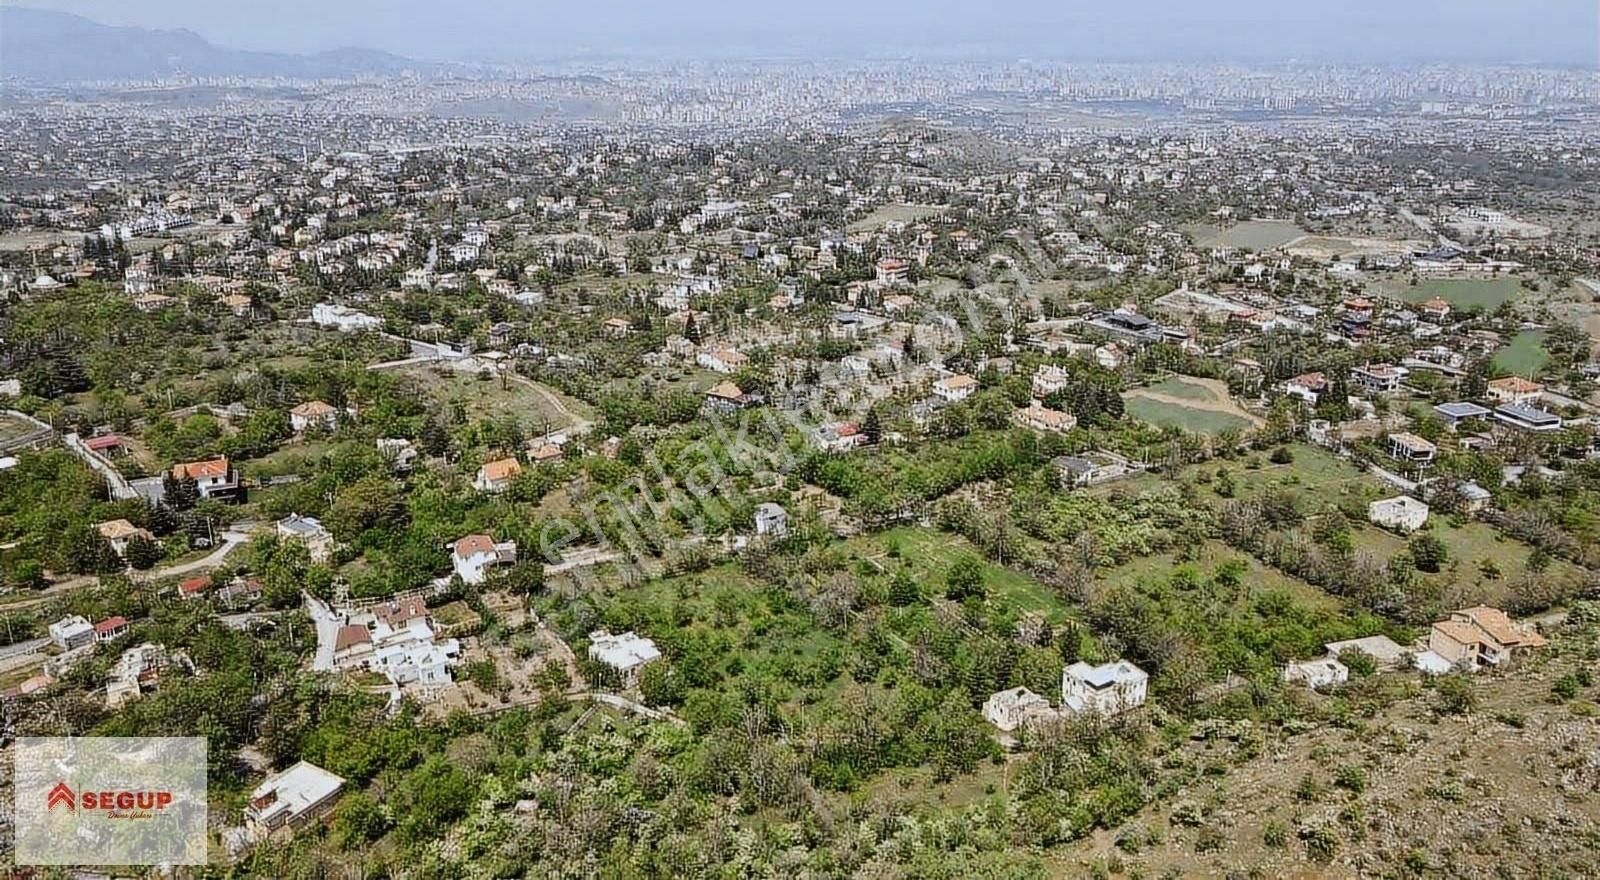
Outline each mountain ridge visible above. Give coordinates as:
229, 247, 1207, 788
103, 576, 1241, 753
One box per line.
0, 6, 437, 82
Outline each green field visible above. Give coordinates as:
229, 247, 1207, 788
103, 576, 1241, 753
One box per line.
850, 526, 1073, 622
1204, 444, 1381, 500
1493, 331, 1549, 376
1394, 277, 1523, 310
1183, 220, 1307, 251
1143, 376, 1218, 402
1121, 376, 1261, 435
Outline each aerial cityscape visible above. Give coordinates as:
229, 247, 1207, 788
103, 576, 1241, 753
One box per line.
1, 1, 1599, 876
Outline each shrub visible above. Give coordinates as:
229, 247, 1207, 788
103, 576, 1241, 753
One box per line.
1334, 764, 1366, 794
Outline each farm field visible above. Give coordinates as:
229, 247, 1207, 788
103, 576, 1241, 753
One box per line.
1124, 376, 1262, 434
1493, 331, 1549, 376
1285, 234, 1422, 260
1204, 443, 1382, 500
1389, 276, 1524, 310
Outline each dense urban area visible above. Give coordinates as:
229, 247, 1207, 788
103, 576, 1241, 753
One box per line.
2, 7, 1600, 877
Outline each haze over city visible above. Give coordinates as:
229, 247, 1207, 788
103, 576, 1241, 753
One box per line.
6, 0, 1600, 63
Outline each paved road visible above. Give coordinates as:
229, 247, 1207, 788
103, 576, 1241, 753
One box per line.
304, 594, 340, 672
0, 636, 49, 660
133, 529, 252, 581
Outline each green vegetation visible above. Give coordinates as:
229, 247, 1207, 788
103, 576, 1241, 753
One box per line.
1395, 277, 1523, 310
1492, 331, 1550, 376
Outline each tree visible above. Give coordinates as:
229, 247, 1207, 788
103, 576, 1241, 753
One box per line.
1409, 533, 1448, 573
503, 559, 546, 595
331, 791, 389, 850
944, 555, 986, 600
639, 659, 684, 707
861, 405, 884, 446
889, 569, 921, 606
123, 535, 164, 570
66, 526, 121, 575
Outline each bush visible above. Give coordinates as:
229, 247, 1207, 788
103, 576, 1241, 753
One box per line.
1431, 675, 1477, 716
1262, 820, 1287, 848
944, 555, 986, 600
1334, 764, 1366, 794
1270, 446, 1294, 464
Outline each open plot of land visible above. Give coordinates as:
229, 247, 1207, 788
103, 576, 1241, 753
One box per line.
1493, 331, 1549, 376
1097, 539, 1340, 611
1124, 376, 1262, 435
1059, 639, 1600, 879
1388, 277, 1524, 311
1183, 220, 1306, 251
850, 525, 1073, 623
0, 412, 49, 448
1285, 234, 1422, 260
400, 365, 594, 432
1205, 444, 1383, 500
846, 203, 947, 233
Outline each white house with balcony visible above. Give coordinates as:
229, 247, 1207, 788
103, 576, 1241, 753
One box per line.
1062, 660, 1148, 716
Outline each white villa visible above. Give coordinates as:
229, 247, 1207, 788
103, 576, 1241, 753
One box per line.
1368, 495, 1430, 532
1282, 657, 1349, 689
246, 761, 346, 840
332, 597, 461, 689
589, 630, 662, 685
1062, 660, 1148, 716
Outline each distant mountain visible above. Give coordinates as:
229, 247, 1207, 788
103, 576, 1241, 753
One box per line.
0, 7, 434, 82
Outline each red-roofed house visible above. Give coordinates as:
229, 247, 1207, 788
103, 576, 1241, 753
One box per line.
94, 616, 130, 642
178, 576, 212, 599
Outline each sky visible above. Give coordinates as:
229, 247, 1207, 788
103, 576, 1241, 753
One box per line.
8, 0, 1600, 64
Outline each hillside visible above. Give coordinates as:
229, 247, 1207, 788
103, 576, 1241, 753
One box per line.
1057, 616, 1600, 878
0, 6, 429, 82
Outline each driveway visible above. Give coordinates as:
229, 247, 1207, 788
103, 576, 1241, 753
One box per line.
134, 528, 252, 581
304, 593, 341, 673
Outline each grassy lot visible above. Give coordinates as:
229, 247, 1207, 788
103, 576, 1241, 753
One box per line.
1492, 331, 1549, 376
1124, 376, 1260, 435
240, 440, 335, 479
1097, 539, 1341, 611
1145, 376, 1218, 402
1391, 277, 1523, 310
1205, 444, 1382, 501
0, 413, 43, 445
598, 562, 848, 696
1125, 397, 1256, 435
850, 526, 1073, 623
402, 366, 593, 432
846, 203, 947, 233
1182, 220, 1306, 250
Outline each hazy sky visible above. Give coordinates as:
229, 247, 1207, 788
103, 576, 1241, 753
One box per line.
9, 0, 1600, 64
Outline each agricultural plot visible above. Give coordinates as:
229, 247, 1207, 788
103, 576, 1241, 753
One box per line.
851, 526, 1074, 623
846, 203, 947, 233
1123, 376, 1261, 434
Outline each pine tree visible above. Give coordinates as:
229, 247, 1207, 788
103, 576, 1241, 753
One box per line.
861, 406, 883, 445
